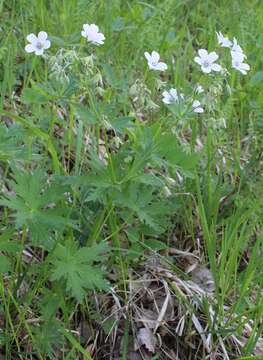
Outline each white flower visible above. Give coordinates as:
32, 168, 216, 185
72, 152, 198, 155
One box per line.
192, 100, 204, 113
162, 88, 183, 104
194, 49, 221, 74
81, 24, 105, 45
230, 38, 249, 74
231, 51, 250, 75
25, 31, 51, 55
195, 85, 204, 94
144, 51, 167, 71
216, 31, 232, 48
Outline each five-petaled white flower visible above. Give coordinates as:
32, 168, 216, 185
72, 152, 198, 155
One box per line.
162, 88, 183, 104
25, 31, 51, 55
231, 51, 250, 75
144, 51, 167, 71
216, 32, 232, 48
194, 49, 221, 74
81, 24, 105, 45
192, 100, 204, 113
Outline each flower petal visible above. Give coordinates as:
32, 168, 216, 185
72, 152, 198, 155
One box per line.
239, 69, 247, 75
208, 51, 218, 62
194, 56, 202, 65
147, 62, 155, 70
95, 33, 105, 44
26, 33, 38, 44
154, 62, 167, 71
43, 40, 51, 49
162, 96, 171, 104
89, 24, 99, 33
211, 63, 221, 72
170, 88, 178, 99
194, 107, 204, 113
201, 66, 211, 73
198, 49, 208, 58
34, 48, 44, 56
151, 51, 160, 64
144, 52, 152, 62
162, 91, 169, 98
25, 44, 35, 53
231, 50, 245, 62
193, 100, 201, 108
241, 63, 250, 71
38, 31, 48, 42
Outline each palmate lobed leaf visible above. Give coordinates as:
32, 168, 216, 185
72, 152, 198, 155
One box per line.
50, 242, 109, 302
0, 124, 30, 161
0, 167, 71, 248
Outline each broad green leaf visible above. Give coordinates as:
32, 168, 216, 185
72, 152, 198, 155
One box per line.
51, 242, 108, 302
74, 105, 97, 125
0, 168, 71, 249
21, 87, 50, 104
0, 255, 11, 273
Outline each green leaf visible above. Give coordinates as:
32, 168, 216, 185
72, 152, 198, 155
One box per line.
21, 87, 50, 104
0, 255, 11, 273
48, 35, 67, 47
0, 168, 71, 249
158, 134, 199, 171
134, 173, 164, 187
33, 318, 63, 357
110, 116, 134, 133
50, 242, 108, 302
74, 105, 97, 125
249, 71, 263, 87
0, 111, 61, 173
144, 239, 168, 251
0, 230, 22, 253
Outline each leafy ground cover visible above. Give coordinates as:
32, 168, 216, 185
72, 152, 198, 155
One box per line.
0, 0, 263, 359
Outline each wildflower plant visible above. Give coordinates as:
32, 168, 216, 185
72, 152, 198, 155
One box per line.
0, 5, 261, 359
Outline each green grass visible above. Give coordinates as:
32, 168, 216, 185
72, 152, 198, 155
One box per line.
0, 0, 263, 359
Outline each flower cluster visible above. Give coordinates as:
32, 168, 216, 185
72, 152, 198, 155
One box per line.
144, 50, 205, 114
192, 32, 250, 76
216, 32, 250, 75
25, 24, 105, 55
24, 26, 250, 117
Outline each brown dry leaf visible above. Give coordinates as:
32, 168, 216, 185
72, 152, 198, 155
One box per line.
137, 327, 156, 353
